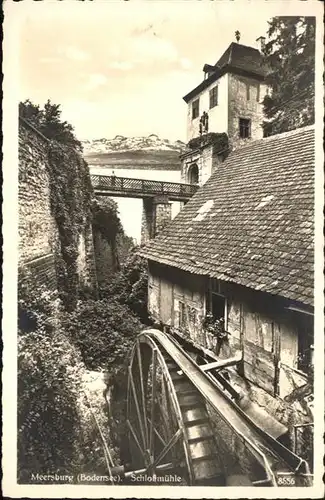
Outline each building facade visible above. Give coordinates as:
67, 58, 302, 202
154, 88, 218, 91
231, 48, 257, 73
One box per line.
140, 126, 315, 464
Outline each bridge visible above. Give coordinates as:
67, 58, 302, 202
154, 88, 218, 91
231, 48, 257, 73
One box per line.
91, 174, 199, 243
90, 174, 198, 202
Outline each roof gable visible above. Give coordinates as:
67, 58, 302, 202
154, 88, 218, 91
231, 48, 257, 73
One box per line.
183, 42, 266, 103
140, 126, 315, 306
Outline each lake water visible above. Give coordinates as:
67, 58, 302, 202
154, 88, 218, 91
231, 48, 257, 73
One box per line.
90, 166, 182, 243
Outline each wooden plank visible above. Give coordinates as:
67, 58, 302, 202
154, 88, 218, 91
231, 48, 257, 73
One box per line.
255, 313, 264, 349
242, 334, 276, 394
193, 458, 223, 481
243, 361, 275, 394
200, 354, 242, 372
189, 439, 215, 460
243, 341, 275, 378
186, 423, 214, 441
273, 322, 281, 396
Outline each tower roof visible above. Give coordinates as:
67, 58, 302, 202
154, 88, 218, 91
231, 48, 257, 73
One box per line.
183, 42, 267, 103
215, 42, 266, 76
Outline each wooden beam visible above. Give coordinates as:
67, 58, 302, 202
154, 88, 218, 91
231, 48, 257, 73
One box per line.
200, 353, 242, 372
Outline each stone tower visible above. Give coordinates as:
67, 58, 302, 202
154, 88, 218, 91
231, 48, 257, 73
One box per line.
181, 40, 267, 187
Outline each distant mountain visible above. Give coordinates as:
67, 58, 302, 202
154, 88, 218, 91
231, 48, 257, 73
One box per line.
82, 134, 186, 154
82, 134, 186, 171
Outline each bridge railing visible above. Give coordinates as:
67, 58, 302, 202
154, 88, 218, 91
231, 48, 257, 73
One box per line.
90, 174, 198, 199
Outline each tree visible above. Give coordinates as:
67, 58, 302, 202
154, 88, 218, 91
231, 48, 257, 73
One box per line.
19, 99, 83, 151
262, 17, 315, 136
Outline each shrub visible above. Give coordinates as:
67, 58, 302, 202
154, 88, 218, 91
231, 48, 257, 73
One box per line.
17, 268, 115, 481
62, 298, 144, 373
100, 250, 149, 321
18, 331, 84, 481
18, 267, 61, 334
19, 99, 83, 152
187, 132, 229, 157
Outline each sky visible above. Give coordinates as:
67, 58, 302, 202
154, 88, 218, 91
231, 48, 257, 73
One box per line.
13, 0, 315, 143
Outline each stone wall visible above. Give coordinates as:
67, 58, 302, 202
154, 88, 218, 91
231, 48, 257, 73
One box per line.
141, 196, 172, 244
153, 196, 172, 235
19, 121, 59, 265
141, 199, 154, 243
18, 119, 97, 294
21, 253, 58, 292
181, 144, 213, 187
228, 73, 267, 148
181, 144, 226, 188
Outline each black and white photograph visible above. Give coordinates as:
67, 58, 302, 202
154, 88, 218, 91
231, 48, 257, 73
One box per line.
2, 0, 324, 497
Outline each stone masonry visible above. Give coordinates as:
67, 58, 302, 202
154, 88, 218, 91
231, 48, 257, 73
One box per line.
141, 196, 172, 244
227, 73, 265, 149
19, 119, 97, 293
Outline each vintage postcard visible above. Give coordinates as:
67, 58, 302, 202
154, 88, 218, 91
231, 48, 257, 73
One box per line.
2, 0, 324, 498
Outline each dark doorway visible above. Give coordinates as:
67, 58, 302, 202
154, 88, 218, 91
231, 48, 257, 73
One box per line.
188, 163, 199, 185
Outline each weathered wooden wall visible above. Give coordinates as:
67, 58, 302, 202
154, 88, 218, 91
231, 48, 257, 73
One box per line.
147, 263, 313, 444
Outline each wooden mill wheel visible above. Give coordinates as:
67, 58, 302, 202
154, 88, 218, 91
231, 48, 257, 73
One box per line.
126, 333, 226, 485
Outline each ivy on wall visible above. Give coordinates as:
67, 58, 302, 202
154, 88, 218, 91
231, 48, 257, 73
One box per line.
48, 142, 93, 311
187, 132, 229, 158
92, 196, 134, 278
92, 197, 123, 271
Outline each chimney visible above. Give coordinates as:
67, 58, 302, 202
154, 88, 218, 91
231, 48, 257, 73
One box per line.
256, 36, 266, 53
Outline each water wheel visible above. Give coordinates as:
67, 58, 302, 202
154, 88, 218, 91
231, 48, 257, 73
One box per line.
126, 333, 226, 485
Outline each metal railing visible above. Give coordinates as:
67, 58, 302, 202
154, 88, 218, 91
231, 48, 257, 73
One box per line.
90, 174, 198, 201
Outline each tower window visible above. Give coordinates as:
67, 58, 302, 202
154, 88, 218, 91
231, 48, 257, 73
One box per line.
209, 86, 218, 108
256, 84, 260, 102
192, 99, 199, 119
239, 118, 251, 138
246, 84, 250, 101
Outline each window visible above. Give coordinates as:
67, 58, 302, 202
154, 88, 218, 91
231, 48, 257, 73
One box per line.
297, 315, 314, 373
239, 118, 251, 139
209, 86, 218, 108
209, 292, 227, 355
192, 98, 199, 119
211, 293, 226, 325
256, 84, 260, 102
246, 83, 250, 101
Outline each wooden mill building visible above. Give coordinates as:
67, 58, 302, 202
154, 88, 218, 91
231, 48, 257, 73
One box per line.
140, 125, 315, 458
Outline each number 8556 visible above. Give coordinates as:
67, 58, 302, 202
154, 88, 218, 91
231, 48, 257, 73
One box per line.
278, 476, 296, 486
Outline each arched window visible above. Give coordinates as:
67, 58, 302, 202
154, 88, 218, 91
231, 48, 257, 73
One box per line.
187, 163, 199, 185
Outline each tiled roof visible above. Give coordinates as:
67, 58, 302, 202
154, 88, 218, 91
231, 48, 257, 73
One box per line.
140, 126, 315, 307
